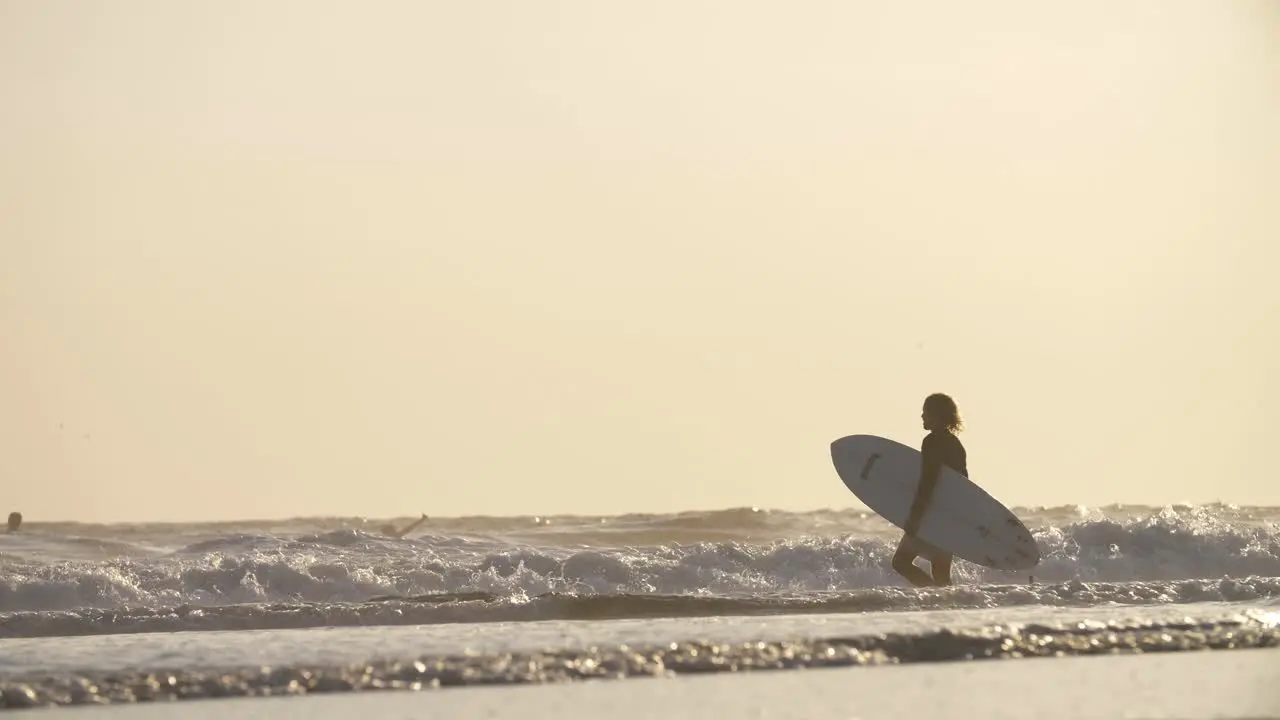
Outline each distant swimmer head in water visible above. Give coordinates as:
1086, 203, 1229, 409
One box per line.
922, 393, 963, 433
7, 512, 21, 533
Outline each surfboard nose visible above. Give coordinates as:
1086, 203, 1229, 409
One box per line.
829, 436, 860, 472
829, 434, 864, 459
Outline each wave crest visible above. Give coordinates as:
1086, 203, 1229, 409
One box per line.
0, 504, 1275, 619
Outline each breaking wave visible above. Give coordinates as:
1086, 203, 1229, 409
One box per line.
0, 504, 1275, 638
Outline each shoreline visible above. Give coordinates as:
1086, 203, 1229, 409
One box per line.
3, 612, 1276, 710
28, 648, 1280, 719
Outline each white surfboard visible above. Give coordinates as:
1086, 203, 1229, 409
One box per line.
830, 434, 1040, 571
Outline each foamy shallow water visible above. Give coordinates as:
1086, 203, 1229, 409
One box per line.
2, 600, 1268, 676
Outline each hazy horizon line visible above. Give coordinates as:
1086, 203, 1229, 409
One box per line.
8, 499, 1256, 527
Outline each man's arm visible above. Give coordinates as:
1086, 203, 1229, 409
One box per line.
399, 513, 429, 537
904, 439, 941, 536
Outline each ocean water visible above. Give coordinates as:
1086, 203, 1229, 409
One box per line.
1, 503, 1277, 709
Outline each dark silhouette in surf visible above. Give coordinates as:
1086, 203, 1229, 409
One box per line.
893, 393, 967, 588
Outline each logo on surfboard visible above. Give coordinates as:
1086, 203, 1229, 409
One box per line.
859, 453, 881, 481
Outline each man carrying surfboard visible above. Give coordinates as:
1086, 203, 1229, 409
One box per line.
831, 396, 1038, 579
892, 393, 967, 587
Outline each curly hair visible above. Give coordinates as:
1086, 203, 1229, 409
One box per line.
924, 393, 964, 432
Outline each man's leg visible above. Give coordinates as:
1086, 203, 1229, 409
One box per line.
928, 552, 953, 587
892, 535, 936, 588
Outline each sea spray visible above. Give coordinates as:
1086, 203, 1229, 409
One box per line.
1, 504, 1276, 637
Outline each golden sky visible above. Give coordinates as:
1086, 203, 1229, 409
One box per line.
3, 1, 1277, 522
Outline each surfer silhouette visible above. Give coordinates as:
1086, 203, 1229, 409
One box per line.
381, 512, 428, 538
892, 393, 967, 587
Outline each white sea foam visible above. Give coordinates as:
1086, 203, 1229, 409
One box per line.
0, 504, 1275, 638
